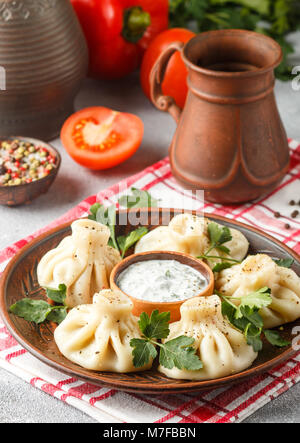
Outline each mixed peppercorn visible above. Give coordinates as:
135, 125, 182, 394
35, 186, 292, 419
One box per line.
0, 139, 56, 186
273, 199, 300, 229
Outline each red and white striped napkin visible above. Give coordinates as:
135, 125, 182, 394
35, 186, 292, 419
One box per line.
0, 139, 299, 423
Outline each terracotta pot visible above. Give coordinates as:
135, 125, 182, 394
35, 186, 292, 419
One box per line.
110, 251, 214, 323
150, 30, 290, 204
0, 0, 88, 141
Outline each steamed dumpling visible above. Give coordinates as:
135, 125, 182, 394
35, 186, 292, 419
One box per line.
135, 213, 249, 268
134, 226, 184, 253
37, 219, 121, 308
216, 254, 300, 328
158, 295, 257, 380
54, 290, 153, 373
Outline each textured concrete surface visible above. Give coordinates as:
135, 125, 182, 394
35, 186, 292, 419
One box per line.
0, 32, 299, 423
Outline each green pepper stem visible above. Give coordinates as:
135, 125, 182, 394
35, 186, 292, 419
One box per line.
122, 7, 151, 44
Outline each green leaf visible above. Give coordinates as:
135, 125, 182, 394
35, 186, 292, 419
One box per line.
213, 262, 236, 272
130, 338, 157, 368
221, 297, 237, 324
245, 324, 263, 352
239, 287, 272, 312
210, 0, 270, 15
118, 188, 158, 208
239, 306, 264, 329
90, 203, 119, 251
218, 288, 291, 353
88, 203, 103, 221
274, 258, 294, 268
216, 244, 230, 254
138, 310, 170, 340
218, 226, 233, 245
207, 222, 222, 245
207, 222, 232, 253
233, 315, 252, 332
106, 205, 118, 250
47, 307, 67, 324
264, 330, 290, 348
159, 336, 203, 371
10, 299, 52, 324
117, 227, 148, 258
46, 284, 67, 305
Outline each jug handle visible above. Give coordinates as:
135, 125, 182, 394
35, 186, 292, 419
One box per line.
150, 41, 184, 124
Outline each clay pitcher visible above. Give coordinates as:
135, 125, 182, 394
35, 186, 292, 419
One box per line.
0, 0, 88, 141
150, 30, 290, 204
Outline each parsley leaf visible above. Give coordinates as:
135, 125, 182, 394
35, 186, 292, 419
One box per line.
239, 306, 264, 329
88, 203, 119, 250
46, 284, 67, 305
118, 188, 158, 208
10, 299, 52, 324
199, 222, 242, 270
264, 330, 290, 348
47, 307, 68, 324
88, 203, 103, 221
131, 310, 203, 371
212, 262, 236, 272
88, 189, 155, 253
117, 227, 148, 258
245, 323, 263, 352
139, 310, 170, 340
218, 287, 290, 352
10, 284, 69, 326
159, 336, 203, 371
238, 287, 272, 313
105, 205, 118, 250
273, 258, 294, 268
207, 222, 232, 252
130, 338, 158, 368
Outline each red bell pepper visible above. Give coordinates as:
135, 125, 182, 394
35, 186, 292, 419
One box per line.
71, 0, 169, 79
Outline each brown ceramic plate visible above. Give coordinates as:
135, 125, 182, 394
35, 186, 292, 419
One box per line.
0, 208, 299, 395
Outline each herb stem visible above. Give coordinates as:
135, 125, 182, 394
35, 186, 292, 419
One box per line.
198, 255, 241, 263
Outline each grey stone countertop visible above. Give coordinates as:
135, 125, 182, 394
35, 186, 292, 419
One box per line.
0, 32, 300, 423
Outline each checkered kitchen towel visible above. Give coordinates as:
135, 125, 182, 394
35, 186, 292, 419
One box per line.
0, 139, 299, 423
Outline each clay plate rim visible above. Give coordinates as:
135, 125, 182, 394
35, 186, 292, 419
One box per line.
0, 209, 299, 394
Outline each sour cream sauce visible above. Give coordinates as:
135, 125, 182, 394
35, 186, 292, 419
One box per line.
117, 259, 208, 303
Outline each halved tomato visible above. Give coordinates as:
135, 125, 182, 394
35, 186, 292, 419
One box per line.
60, 107, 144, 170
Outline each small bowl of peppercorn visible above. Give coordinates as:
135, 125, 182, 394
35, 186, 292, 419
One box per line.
0, 136, 61, 206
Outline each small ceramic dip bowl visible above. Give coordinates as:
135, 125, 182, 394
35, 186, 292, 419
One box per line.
110, 251, 214, 322
0, 136, 61, 206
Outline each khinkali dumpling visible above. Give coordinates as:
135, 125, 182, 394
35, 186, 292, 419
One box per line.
158, 295, 257, 380
54, 290, 153, 373
37, 219, 121, 308
216, 254, 300, 328
135, 213, 249, 268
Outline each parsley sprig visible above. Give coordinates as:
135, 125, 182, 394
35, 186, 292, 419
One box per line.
118, 187, 158, 209
117, 226, 148, 258
218, 287, 290, 352
88, 203, 119, 250
88, 190, 154, 256
198, 222, 241, 272
130, 310, 203, 371
10, 284, 68, 325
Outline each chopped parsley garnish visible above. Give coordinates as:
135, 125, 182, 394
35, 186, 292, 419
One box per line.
130, 310, 203, 371
218, 287, 290, 352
